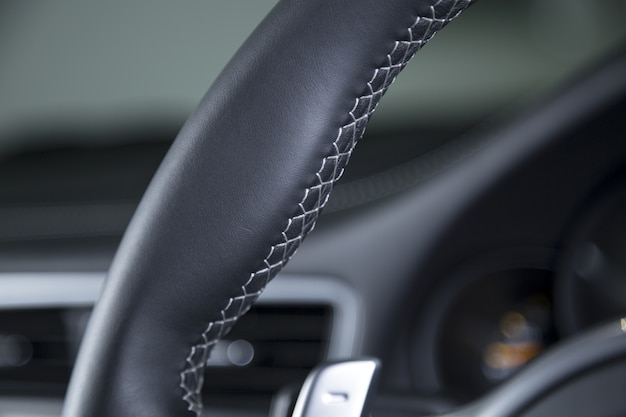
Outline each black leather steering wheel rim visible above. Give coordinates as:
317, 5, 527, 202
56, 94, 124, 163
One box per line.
61, 1, 474, 416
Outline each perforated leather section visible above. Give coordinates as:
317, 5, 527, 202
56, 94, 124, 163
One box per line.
180, 1, 473, 414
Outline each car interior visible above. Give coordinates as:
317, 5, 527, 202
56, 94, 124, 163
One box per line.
2, 1, 626, 416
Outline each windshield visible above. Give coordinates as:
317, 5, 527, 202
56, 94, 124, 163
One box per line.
1, 0, 626, 157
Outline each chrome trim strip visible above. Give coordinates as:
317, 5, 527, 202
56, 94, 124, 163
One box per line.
0, 273, 105, 309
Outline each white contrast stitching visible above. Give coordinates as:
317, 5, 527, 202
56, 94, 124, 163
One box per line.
180, 1, 473, 414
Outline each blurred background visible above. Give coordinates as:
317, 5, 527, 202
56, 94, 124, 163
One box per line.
2, 1, 626, 416
2, 0, 626, 157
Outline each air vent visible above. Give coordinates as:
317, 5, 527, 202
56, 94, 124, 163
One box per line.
0, 308, 80, 397
0, 304, 332, 404
203, 305, 332, 407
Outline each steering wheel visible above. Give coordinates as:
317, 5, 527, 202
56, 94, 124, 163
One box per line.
60, 1, 626, 416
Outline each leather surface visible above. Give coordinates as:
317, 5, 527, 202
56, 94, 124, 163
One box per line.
61, 1, 474, 416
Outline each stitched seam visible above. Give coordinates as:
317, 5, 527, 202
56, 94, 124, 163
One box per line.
179, 1, 473, 414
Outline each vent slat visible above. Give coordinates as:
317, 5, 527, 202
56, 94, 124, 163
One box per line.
0, 303, 332, 404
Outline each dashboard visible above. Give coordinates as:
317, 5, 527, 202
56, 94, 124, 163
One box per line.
2, 1, 626, 417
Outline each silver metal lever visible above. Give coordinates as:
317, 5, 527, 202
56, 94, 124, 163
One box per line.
291, 358, 380, 417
